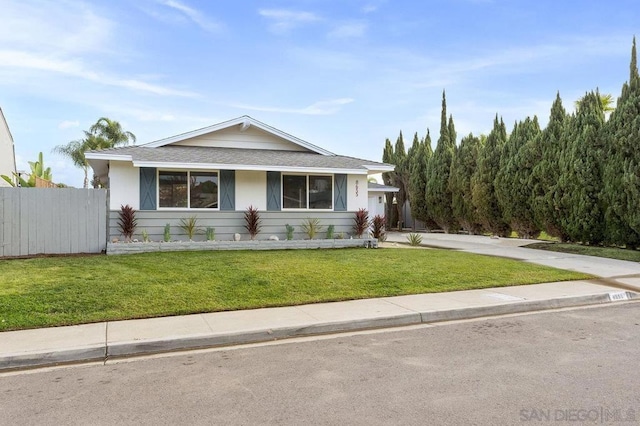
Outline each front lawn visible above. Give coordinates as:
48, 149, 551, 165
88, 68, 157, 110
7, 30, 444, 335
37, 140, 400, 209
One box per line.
0, 248, 592, 331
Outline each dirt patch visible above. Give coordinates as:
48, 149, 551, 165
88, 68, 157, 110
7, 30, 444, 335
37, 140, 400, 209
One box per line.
378, 242, 431, 250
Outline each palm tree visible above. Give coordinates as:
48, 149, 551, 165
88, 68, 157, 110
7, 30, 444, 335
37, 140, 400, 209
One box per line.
90, 117, 136, 146
53, 118, 136, 188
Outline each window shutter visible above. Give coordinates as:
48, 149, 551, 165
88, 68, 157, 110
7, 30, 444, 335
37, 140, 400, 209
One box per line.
334, 174, 347, 211
139, 167, 157, 210
266, 171, 281, 211
219, 170, 235, 211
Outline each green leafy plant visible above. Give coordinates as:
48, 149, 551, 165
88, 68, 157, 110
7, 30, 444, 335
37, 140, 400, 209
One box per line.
164, 223, 171, 242
301, 218, 323, 240
206, 227, 215, 241
285, 224, 295, 240
141, 229, 150, 243
407, 233, 423, 246
117, 204, 137, 242
372, 215, 386, 242
244, 205, 262, 240
179, 216, 200, 240
326, 224, 335, 239
353, 208, 370, 238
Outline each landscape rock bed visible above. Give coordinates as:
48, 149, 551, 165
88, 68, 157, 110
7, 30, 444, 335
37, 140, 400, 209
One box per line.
107, 238, 378, 255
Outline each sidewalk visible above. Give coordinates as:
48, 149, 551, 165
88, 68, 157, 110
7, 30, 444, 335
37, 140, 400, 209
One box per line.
1, 279, 637, 372
3, 233, 640, 372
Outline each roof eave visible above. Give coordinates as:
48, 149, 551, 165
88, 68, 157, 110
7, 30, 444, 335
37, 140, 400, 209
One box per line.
132, 160, 368, 175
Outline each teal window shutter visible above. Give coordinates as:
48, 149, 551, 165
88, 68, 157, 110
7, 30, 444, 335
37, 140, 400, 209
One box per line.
334, 174, 347, 211
267, 171, 281, 211
140, 167, 157, 210
220, 170, 235, 211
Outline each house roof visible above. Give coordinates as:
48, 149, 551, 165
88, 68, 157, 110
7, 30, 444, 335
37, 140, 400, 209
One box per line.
85, 116, 394, 178
87, 145, 393, 175
368, 182, 399, 192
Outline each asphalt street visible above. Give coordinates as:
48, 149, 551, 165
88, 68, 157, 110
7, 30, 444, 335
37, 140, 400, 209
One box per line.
1, 303, 639, 425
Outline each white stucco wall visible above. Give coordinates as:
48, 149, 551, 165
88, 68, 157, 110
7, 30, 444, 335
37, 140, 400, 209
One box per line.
0, 109, 17, 187
236, 170, 267, 211
368, 192, 386, 218
109, 161, 140, 210
347, 174, 368, 211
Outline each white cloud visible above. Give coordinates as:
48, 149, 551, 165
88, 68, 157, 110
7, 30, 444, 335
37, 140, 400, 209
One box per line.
232, 98, 354, 115
58, 120, 80, 130
158, 0, 224, 33
258, 9, 322, 34
0, 50, 199, 98
0, 1, 114, 55
328, 22, 367, 39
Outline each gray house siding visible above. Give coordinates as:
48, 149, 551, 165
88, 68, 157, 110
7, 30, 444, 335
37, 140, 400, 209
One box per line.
108, 211, 356, 242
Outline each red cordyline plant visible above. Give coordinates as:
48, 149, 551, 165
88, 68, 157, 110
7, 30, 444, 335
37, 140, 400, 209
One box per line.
371, 215, 386, 242
244, 205, 262, 240
353, 208, 370, 238
118, 204, 137, 242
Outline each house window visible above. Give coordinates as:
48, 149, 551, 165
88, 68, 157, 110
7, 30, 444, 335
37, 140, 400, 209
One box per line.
158, 171, 218, 208
282, 174, 332, 210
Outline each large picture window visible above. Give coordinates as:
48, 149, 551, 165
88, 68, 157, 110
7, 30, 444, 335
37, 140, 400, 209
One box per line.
159, 171, 218, 209
282, 174, 332, 210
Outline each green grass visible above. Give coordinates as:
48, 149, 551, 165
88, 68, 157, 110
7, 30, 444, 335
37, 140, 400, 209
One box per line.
526, 242, 640, 262
0, 249, 592, 331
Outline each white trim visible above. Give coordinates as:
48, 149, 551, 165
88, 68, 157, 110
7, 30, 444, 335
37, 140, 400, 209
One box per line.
157, 169, 220, 210
142, 116, 334, 155
85, 153, 133, 161
134, 161, 367, 175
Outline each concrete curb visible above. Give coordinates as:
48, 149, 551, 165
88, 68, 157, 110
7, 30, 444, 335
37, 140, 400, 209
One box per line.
1, 291, 636, 372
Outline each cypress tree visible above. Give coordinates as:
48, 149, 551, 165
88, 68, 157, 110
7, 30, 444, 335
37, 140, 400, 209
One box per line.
560, 91, 607, 244
449, 133, 483, 234
393, 132, 409, 230
408, 132, 431, 228
495, 117, 542, 238
381, 138, 396, 227
425, 91, 458, 232
471, 115, 510, 236
530, 93, 569, 240
603, 37, 640, 248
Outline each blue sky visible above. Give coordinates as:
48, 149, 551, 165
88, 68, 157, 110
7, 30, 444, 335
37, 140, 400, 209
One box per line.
1, 0, 638, 187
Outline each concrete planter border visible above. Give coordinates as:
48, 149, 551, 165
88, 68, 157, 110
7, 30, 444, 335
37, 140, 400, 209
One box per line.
107, 238, 378, 255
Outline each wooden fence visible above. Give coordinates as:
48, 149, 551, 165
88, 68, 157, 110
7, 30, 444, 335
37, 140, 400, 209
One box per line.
0, 188, 108, 257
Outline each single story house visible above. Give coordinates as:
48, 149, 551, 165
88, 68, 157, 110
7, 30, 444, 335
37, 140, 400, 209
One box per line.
0, 107, 18, 187
86, 116, 395, 241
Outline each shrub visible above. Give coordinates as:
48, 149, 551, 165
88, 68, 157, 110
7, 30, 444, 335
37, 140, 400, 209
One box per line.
164, 223, 171, 242
179, 216, 200, 240
118, 204, 137, 242
285, 224, 295, 240
244, 205, 262, 240
141, 229, 150, 243
301, 218, 323, 240
353, 208, 370, 238
407, 233, 423, 246
372, 215, 386, 242
206, 227, 215, 241
326, 224, 335, 239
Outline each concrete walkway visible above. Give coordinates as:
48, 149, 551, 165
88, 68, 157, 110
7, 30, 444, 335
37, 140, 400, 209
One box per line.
385, 232, 640, 283
2, 234, 640, 372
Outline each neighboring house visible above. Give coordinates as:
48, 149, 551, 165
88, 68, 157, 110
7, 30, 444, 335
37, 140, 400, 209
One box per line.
86, 116, 395, 241
367, 182, 398, 219
0, 108, 18, 187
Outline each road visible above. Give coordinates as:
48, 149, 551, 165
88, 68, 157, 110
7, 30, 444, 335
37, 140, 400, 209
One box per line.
1, 303, 639, 425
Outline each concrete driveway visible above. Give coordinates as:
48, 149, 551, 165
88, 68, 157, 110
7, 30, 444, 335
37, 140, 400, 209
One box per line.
384, 232, 640, 284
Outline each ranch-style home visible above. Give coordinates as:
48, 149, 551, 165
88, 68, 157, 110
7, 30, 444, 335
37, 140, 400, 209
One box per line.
85, 116, 395, 241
